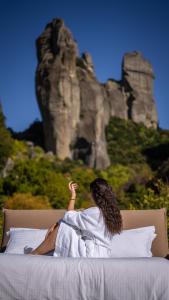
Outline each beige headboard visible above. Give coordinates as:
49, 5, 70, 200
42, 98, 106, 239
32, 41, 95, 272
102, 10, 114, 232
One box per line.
1, 208, 168, 257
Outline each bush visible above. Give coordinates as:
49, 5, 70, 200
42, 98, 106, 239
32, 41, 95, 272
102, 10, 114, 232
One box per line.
0, 210, 3, 245
98, 164, 136, 191
5, 193, 51, 209
0, 109, 13, 170
117, 179, 169, 236
2, 159, 71, 208
156, 158, 169, 182
12, 140, 29, 158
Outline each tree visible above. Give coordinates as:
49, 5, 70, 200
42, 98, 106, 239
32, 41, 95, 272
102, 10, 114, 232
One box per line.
0, 105, 13, 170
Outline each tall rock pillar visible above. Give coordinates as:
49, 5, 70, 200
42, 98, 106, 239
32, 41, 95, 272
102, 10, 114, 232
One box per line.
35, 19, 80, 159
122, 51, 158, 128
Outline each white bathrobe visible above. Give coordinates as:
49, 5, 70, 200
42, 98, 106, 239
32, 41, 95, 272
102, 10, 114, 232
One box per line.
54, 206, 114, 258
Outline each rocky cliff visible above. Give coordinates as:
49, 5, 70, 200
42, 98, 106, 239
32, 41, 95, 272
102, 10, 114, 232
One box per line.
35, 18, 158, 169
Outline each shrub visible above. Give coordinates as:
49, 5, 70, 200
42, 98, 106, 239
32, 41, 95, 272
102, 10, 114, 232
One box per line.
0, 210, 3, 244
98, 164, 136, 191
156, 158, 169, 182
5, 193, 51, 209
12, 140, 28, 158
2, 159, 71, 208
118, 179, 169, 236
0, 109, 13, 170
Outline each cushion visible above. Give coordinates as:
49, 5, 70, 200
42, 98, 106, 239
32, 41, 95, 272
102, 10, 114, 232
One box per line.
107, 226, 156, 258
1, 208, 168, 256
4, 228, 48, 254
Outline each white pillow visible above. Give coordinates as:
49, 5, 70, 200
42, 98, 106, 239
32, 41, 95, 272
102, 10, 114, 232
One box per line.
106, 226, 156, 258
5, 228, 48, 254
6, 227, 41, 236
82, 226, 156, 258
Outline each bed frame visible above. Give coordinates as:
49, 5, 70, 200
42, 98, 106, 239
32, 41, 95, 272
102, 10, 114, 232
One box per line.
1, 208, 168, 257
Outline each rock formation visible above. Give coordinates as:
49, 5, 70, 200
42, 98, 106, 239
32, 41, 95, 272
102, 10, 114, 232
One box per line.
35, 18, 158, 169
122, 52, 157, 128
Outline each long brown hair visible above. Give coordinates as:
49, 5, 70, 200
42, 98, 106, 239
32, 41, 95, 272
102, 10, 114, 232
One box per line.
90, 178, 122, 237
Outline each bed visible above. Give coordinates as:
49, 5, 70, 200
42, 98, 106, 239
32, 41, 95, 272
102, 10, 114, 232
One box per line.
0, 208, 169, 300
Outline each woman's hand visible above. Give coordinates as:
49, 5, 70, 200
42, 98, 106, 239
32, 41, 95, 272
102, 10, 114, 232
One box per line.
68, 181, 78, 199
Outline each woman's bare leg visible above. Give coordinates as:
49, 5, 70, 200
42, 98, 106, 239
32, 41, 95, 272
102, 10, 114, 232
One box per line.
30, 224, 59, 255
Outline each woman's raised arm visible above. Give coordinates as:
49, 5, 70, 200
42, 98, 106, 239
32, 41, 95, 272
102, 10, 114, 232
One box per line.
67, 181, 78, 211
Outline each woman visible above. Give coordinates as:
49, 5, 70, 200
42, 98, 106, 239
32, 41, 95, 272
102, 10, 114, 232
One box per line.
30, 178, 122, 257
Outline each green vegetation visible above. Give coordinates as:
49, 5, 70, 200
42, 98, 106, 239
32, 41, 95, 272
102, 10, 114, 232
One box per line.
10, 119, 44, 148
1, 115, 169, 244
1, 158, 95, 209
124, 179, 169, 232
106, 117, 169, 168
5, 193, 51, 209
0, 210, 3, 245
0, 109, 13, 171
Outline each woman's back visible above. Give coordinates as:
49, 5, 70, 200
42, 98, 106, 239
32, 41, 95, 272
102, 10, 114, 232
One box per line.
54, 206, 114, 258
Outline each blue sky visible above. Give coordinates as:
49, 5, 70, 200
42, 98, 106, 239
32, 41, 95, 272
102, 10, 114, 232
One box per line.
0, 0, 169, 130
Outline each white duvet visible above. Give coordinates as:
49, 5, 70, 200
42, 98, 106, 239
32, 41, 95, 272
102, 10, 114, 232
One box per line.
0, 254, 169, 300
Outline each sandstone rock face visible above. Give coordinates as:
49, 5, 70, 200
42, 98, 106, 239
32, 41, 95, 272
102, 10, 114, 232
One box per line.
75, 59, 110, 169
122, 51, 158, 128
35, 18, 158, 169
